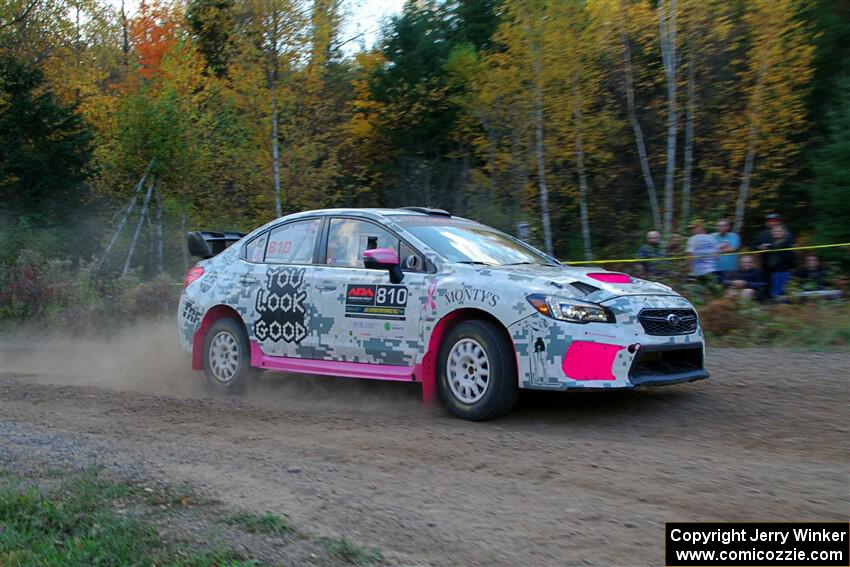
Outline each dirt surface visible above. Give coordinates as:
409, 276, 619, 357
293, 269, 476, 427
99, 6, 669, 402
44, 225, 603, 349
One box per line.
1, 325, 849, 566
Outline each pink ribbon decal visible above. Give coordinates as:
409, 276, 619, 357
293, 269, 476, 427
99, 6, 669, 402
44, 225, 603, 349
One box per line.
425, 280, 438, 313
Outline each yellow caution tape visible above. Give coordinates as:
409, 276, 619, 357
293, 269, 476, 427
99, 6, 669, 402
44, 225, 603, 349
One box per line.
562, 242, 850, 265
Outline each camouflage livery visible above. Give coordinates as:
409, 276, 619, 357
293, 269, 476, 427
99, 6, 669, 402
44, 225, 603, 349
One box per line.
179, 208, 707, 392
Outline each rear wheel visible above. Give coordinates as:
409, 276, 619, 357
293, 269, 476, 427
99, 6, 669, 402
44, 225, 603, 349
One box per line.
202, 318, 260, 393
438, 320, 518, 420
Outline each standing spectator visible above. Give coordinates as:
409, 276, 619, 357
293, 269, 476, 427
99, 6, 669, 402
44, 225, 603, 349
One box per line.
761, 224, 796, 299
725, 254, 767, 300
793, 254, 828, 291
686, 219, 719, 280
637, 230, 662, 276
712, 219, 740, 281
755, 213, 784, 286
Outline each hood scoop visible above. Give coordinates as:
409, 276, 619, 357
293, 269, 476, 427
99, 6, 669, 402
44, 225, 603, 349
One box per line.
546, 280, 600, 296
570, 281, 600, 296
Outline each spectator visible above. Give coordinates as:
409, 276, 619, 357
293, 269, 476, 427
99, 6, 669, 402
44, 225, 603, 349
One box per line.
668, 233, 684, 255
755, 212, 784, 287
755, 212, 784, 250
637, 230, 662, 275
761, 224, 796, 299
725, 254, 766, 301
686, 219, 719, 280
793, 254, 829, 291
712, 219, 740, 280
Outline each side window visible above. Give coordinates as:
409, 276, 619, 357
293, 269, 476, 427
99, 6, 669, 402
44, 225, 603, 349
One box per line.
265, 219, 321, 264
246, 232, 268, 262
326, 218, 398, 268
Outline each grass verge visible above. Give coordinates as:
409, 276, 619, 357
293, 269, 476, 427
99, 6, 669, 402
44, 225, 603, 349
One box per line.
322, 537, 384, 566
0, 469, 261, 567
0, 467, 384, 566
225, 511, 294, 536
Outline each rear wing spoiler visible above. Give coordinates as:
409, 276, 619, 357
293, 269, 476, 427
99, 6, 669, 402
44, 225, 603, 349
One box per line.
187, 230, 246, 259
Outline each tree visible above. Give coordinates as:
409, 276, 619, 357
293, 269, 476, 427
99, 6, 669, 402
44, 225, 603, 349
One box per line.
0, 55, 92, 224
187, 0, 236, 78
728, 0, 815, 233
810, 75, 850, 248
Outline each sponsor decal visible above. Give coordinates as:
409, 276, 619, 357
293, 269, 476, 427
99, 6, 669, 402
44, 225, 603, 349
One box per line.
254, 267, 308, 344
424, 280, 438, 314
444, 287, 499, 307
182, 301, 202, 326
345, 284, 408, 320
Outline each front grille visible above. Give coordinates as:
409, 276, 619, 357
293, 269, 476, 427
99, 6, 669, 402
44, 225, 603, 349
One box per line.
638, 308, 697, 335
629, 345, 704, 383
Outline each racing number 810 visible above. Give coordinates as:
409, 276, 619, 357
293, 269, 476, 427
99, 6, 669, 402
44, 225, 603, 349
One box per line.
268, 240, 292, 256
377, 287, 407, 306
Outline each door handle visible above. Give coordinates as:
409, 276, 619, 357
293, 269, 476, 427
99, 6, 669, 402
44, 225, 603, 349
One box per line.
316, 282, 338, 292
239, 276, 259, 286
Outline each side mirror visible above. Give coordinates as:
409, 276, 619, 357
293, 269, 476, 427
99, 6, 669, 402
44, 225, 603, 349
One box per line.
363, 247, 403, 284
187, 231, 213, 258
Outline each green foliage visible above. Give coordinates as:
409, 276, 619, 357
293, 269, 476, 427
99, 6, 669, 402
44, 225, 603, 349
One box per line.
703, 298, 850, 350
187, 0, 236, 78
810, 75, 850, 251
0, 247, 179, 330
321, 537, 383, 566
225, 511, 294, 536
0, 55, 92, 226
0, 470, 263, 567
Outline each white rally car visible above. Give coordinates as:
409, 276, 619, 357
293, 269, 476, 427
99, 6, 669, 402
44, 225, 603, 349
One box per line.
178, 207, 708, 420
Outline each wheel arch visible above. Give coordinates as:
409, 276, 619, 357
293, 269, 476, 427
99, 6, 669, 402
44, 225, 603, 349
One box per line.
417, 308, 518, 404
192, 304, 248, 370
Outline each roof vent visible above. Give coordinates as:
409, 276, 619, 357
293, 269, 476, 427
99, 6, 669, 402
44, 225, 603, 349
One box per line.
401, 206, 452, 217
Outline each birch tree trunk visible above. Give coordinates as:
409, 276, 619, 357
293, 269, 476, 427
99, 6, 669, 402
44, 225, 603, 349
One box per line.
123, 175, 156, 276
153, 182, 164, 275
733, 59, 768, 234
622, 33, 661, 232
267, 6, 283, 218
120, 0, 129, 72
95, 160, 154, 275
270, 94, 282, 217
680, 54, 695, 232
659, 0, 678, 238
572, 80, 593, 261
532, 52, 553, 256
733, 122, 757, 234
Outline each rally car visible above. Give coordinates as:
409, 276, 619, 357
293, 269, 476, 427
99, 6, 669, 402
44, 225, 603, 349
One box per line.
178, 207, 708, 420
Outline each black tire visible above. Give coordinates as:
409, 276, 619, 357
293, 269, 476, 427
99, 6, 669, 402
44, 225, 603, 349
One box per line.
202, 318, 261, 393
438, 320, 518, 421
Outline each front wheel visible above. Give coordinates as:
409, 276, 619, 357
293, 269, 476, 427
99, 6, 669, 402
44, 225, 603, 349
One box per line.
438, 320, 518, 421
202, 318, 261, 393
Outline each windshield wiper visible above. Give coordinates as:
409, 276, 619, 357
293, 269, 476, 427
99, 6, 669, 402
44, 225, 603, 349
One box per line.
456, 261, 497, 266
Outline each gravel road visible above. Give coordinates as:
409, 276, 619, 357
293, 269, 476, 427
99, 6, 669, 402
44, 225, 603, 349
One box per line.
1, 326, 848, 566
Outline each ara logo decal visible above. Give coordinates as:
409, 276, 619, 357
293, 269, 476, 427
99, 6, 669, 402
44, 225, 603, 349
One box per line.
346, 286, 376, 303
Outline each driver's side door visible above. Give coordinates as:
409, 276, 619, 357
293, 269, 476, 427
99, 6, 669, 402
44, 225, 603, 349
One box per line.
311, 217, 426, 366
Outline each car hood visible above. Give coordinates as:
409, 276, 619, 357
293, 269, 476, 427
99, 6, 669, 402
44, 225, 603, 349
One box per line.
459, 263, 680, 303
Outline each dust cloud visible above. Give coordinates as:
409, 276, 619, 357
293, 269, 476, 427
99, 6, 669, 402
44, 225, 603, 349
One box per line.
1, 318, 427, 416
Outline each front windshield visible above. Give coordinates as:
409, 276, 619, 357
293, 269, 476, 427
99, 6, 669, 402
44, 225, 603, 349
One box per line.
392, 216, 557, 267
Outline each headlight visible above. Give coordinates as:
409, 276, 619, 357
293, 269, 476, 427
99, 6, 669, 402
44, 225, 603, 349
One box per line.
526, 294, 615, 324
